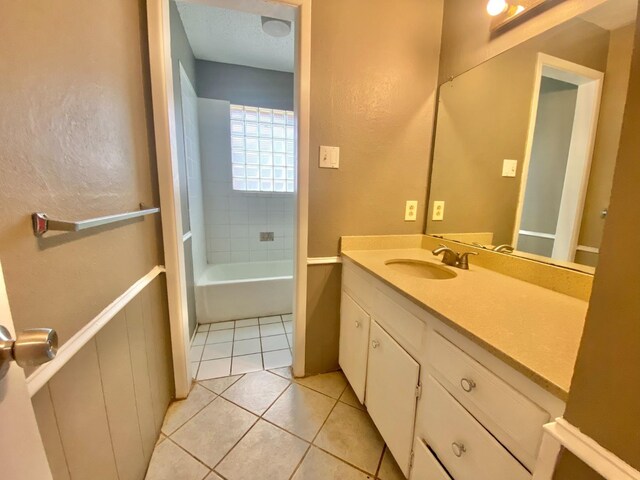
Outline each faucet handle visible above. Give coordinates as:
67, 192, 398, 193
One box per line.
458, 251, 478, 270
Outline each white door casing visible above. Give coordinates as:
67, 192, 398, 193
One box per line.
0, 261, 53, 480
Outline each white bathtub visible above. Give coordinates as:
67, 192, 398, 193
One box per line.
195, 260, 293, 323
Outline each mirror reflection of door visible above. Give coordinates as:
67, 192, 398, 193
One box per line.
514, 54, 604, 262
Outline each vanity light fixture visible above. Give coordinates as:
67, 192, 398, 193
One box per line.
261, 16, 291, 37
487, 0, 509, 16
487, 0, 527, 17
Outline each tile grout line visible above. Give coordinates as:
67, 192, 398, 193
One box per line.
163, 387, 219, 437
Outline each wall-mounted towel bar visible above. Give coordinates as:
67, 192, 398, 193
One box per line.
32, 205, 160, 237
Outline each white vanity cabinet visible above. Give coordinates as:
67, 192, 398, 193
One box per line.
339, 258, 565, 480
366, 320, 420, 477
339, 292, 371, 402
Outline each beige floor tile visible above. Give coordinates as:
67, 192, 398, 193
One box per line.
193, 332, 208, 346
313, 402, 384, 474
263, 348, 292, 369
269, 366, 294, 379
296, 371, 348, 399
171, 397, 257, 468
377, 448, 405, 480
204, 472, 223, 480
198, 375, 242, 395
222, 370, 290, 415
264, 383, 337, 441
215, 420, 309, 480
190, 345, 204, 362
161, 384, 216, 435
145, 439, 209, 480
340, 384, 366, 410
292, 447, 372, 480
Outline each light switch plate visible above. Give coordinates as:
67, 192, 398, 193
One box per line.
432, 201, 445, 221
405, 201, 418, 221
502, 159, 518, 177
319, 146, 340, 169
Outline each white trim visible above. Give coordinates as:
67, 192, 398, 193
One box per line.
576, 245, 599, 254
26, 266, 166, 398
147, 0, 199, 399
519, 230, 556, 240
533, 418, 640, 480
513, 53, 603, 263
147, 0, 311, 382
182, 231, 192, 242
307, 256, 342, 265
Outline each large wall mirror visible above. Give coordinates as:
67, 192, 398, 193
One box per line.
426, 0, 637, 273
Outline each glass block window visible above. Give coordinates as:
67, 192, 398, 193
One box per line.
230, 104, 295, 193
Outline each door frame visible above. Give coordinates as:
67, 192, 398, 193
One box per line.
146, 0, 311, 397
512, 53, 603, 262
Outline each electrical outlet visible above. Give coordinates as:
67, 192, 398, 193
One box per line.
405, 201, 418, 221
319, 146, 340, 169
432, 201, 445, 221
502, 159, 518, 177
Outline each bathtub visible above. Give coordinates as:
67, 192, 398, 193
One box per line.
195, 260, 293, 323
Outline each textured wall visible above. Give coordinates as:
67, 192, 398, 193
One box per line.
197, 60, 294, 110
554, 8, 640, 478
305, 0, 444, 374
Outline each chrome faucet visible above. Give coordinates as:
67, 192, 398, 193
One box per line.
432, 244, 478, 270
492, 244, 514, 253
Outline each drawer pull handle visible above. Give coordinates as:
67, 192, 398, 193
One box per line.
460, 378, 476, 392
355, 320, 361, 328
451, 442, 466, 457
371, 340, 380, 349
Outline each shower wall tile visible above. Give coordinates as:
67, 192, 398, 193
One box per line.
198, 98, 296, 265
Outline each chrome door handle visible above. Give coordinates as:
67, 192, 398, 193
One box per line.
0, 325, 58, 380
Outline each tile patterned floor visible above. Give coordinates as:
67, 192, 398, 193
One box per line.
146, 370, 406, 480
191, 315, 294, 380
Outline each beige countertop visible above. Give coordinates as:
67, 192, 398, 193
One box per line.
342, 248, 589, 400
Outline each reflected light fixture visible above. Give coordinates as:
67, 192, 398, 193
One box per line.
261, 16, 291, 37
486, 0, 509, 16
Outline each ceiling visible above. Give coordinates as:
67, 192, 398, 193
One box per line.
176, 1, 294, 73
579, 0, 638, 31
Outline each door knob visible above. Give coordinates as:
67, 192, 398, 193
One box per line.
0, 325, 58, 380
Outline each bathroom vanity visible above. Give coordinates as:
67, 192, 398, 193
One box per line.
338, 236, 589, 479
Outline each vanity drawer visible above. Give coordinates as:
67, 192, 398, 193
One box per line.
427, 332, 549, 469
372, 287, 425, 354
342, 261, 374, 310
410, 437, 452, 480
423, 375, 531, 480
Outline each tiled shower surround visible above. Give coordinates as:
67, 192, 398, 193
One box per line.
198, 98, 295, 265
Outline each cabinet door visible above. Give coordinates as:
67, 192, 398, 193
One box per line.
339, 291, 371, 403
366, 320, 420, 477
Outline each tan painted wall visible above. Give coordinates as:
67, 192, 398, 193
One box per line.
305, 0, 444, 373
427, 19, 611, 246
439, 0, 608, 82
0, 0, 175, 477
553, 9, 640, 478
0, 0, 164, 343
